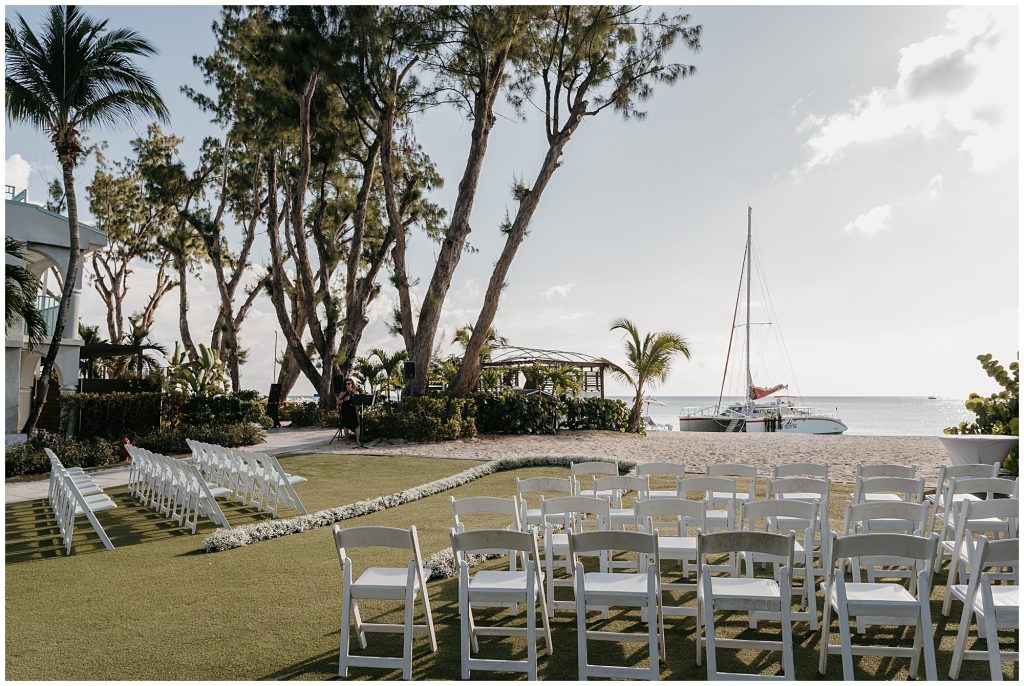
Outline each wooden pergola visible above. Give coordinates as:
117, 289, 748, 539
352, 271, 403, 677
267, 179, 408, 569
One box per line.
480, 345, 611, 398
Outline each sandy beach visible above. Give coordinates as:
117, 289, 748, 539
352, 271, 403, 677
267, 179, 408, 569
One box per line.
328, 430, 955, 486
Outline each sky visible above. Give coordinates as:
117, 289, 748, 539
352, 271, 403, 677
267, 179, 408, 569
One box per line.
4, 3, 1019, 400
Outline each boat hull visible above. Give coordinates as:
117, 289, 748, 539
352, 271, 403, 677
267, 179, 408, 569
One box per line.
678, 414, 847, 435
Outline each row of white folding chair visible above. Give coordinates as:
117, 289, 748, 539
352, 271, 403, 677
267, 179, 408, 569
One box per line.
186, 440, 307, 516
928, 463, 999, 530
45, 448, 116, 554
127, 445, 230, 532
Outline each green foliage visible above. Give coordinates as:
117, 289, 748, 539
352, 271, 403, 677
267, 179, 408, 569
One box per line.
4, 237, 47, 345
60, 392, 162, 440
133, 422, 265, 455
362, 397, 477, 442
5, 432, 121, 478
177, 390, 271, 429
475, 391, 562, 435
603, 317, 691, 433
165, 342, 229, 397
562, 397, 630, 432
278, 401, 338, 428
945, 353, 1019, 474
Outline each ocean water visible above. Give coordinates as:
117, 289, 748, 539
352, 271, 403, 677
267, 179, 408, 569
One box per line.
614, 396, 975, 437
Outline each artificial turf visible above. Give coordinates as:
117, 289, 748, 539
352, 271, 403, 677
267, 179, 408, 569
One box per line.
3, 454, 1017, 680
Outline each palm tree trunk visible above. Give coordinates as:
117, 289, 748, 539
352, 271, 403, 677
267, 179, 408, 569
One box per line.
23, 159, 81, 434
629, 389, 645, 433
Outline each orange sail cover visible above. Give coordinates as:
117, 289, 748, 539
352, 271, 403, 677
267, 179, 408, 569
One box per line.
750, 383, 787, 399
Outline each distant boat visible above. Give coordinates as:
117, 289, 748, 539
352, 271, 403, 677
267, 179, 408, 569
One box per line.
928, 396, 938, 400
678, 208, 848, 435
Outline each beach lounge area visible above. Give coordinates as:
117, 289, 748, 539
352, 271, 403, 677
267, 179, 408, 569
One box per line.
6, 431, 1018, 681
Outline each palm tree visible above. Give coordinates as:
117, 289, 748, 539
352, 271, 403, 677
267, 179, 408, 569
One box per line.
6, 5, 168, 433
601, 317, 691, 433
353, 357, 384, 397
5, 237, 47, 344
78, 323, 108, 378
369, 348, 408, 402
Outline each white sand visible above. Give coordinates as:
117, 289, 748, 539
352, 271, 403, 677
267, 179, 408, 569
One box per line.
332, 430, 954, 486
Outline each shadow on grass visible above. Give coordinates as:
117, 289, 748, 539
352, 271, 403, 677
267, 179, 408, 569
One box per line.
4, 487, 295, 565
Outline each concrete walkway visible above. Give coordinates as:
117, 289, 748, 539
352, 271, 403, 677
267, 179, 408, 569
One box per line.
4, 426, 339, 505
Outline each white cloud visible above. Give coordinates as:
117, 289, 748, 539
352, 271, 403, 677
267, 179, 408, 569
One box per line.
542, 283, 574, 300
843, 204, 894, 236
5, 154, 31, 195
799, 7, 1016, 173
927, 174, 943, 199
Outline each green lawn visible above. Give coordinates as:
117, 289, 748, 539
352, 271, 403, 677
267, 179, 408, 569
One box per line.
4, 455, 1016, 680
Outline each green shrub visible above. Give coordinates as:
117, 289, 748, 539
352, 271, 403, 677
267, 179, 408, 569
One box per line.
5, 431, 122, 478
475, 391, 562, 435
279, 401, 337, 428
133, 422, 265, 455
178, 391, 272, 428
562, 397, 630, 431
363, 396, 476, 442
945, 353, 1019, 475
60, 392, 162, 439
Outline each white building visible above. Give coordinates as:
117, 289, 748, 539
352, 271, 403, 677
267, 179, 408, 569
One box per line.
5, 188, 107, 436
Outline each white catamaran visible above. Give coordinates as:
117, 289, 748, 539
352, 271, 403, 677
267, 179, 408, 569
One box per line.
679, 208, 848, 434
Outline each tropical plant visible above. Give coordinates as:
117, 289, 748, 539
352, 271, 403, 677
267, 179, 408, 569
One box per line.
369, 348, 408, 402
352, 356, 384, 397
602, 317, 691, 433
104, 323, 167, 380
165, 342, 228, 397
945, 353, 1019, 474
5, 237, 47, 344
6, 5, 168, 433
78, 323, 108, 378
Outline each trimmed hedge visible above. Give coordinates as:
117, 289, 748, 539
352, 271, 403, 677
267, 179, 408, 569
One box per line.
278, 401, 338, 428
362, 393, 628, 442
362, 397, 476, 442
133, 422, 266, 455
60, 392, 162, 440
475, 391, 562, 435
177, 390, 271, 428
562, 396, 629, 431
5, 431, 122, 478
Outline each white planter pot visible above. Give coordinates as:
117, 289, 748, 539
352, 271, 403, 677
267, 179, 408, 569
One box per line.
936, 434, 1019, 467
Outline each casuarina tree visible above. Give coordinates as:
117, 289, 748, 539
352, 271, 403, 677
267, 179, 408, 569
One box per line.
6, 5, 167, 433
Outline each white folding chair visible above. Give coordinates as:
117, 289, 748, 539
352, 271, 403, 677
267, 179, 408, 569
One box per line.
855, 464, 917, 480
333, 524, 437, 679
741, 499, 819, 629
54, 471, 117, 554
450, 527, 552, 679
853, 475, 925, 505
696, 530, 796, 680
948, 535, 1019, 680
707, 463, 759, 511
941, 497, 1019, 616
768, 476, 831, 560
571, 461, 620, 499
635, 462, 687, 499
678, 476, 737, 533
842, 502, 929, 587
927, 463, 999, 533
773, 462, 828, 480
936, 476, 1019, 564
569, 529, 664, 681
635, 497, 704, 620
594, 475, 650, 531
541, 496, 610, 616
450, 495, 522, 573
818, 532, 939, 681
515, 476, 572, 531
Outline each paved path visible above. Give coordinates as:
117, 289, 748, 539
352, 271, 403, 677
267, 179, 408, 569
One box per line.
4, 427, 339, 505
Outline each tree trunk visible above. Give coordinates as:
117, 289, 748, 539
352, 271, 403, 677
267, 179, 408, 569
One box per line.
406, 43, 516, 396
23, 159, 81, 434
450, 134, 570, 395
628, 388, 644, 433
380, 109, 416, 351
135, 253, 175, 333
175, 255, 198, 360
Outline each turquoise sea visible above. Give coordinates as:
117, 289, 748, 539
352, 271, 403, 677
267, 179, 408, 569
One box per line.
615, 396, 975, 437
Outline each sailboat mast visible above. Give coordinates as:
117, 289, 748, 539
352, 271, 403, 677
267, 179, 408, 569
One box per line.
745, 206, 752, 404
